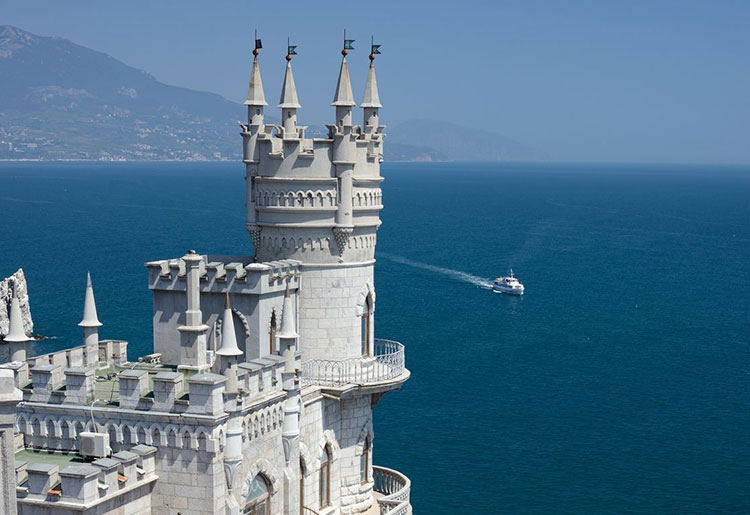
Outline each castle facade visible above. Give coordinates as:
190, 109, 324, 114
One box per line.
0, 39, 411, 515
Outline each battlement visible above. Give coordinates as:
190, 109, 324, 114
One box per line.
145, 255, 300, 294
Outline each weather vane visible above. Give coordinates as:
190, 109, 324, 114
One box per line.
343, 29, 355, 56
370, 36, 381, 62
286, 37, 297, 61
253, 30, 262, 58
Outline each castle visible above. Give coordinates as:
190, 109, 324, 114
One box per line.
0, 38, 411, 515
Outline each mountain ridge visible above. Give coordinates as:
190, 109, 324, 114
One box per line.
0, 25, 543, 162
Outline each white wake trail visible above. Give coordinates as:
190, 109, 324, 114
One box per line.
378, 253, 493, 290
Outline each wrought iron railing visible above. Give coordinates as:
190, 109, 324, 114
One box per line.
301, 507, 321, 515
301, 339, 405, 387
373, 465, 411, 515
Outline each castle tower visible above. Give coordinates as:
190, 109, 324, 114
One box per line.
243, 42, 385, 362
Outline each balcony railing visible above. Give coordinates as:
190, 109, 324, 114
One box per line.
301, 339, 405, 387
373, 465, 411, 515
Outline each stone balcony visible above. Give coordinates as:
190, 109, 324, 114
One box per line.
300, 339, 408, 389
373, 465, 411, 515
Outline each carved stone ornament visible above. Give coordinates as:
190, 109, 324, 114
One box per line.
332, 227, 353, 254
246, 223, 262, 250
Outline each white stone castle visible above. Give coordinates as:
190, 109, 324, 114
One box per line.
0, 39, 411, 515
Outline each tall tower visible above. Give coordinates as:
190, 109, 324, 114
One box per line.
241, 41, 385, 362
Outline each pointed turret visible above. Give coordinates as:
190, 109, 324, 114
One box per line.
217, 293, 242, 358
277, 286, 299, 340
78, 272, 102, 329
278, 55, 301, 137
361, 53, 382, 130
4, 295, 30, 344
244, 51, 267, 129
4, 293, 30, 362
245, 56, 267, 108
332, 56, 356, 127
78, 272, 102, 351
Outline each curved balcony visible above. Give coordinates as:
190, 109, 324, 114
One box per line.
301, 339, 406, 387
373, 465, 411, 515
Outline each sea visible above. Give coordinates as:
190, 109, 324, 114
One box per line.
1, 161, 749, 514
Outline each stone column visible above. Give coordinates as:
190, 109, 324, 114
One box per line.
0, 368, 22, 515
177, 251, 210, 371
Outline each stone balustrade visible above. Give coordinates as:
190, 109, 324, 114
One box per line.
373, 465, 411, 515
301, 339, 405, 387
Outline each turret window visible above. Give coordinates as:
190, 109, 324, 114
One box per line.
269, 312, 277, 355
319, 445, 331, 508
361, 295, 372, 357
244, 474, 270, 514
360, 435, 371, 484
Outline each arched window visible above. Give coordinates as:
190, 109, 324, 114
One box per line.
360, 435, 371, 484
361, 295, 371, 357
269, 312, 277, 355
244, 474, 270, 515
319, 445, 331, 509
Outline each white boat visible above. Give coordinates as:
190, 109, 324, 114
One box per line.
493, 269, 524, 295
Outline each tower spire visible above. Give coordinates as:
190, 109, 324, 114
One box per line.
277, 285, 299, 339
217, 293, 242, 358
4, 291, 31, 362
78, 271, 102, 352
332, 31, 356, 127
245, 33, 267, 108
362, 39, 382, 130
278, 40, 301, 137
78, 272, 102, 328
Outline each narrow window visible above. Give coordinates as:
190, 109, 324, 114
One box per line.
299, 458, 305, 515
243, 474, 270, 515
319, 445, 331, 508
269, 312, 277, 355
360, 435, 371, 484
361, 295, 371, 357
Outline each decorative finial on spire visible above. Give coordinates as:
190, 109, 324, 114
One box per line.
369, 36, 381, 64
253, 30, 262, 59
286, 37, 297, 62
225, 291, 231, 310
342, 29, 355, 57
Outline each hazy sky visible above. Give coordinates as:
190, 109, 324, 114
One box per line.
4, 0, 749, 163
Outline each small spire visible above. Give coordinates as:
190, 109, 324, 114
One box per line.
331, 56, 356, 107
278, 60, 301, 109
277, 284, 299, 339
4, 293, 31, 343
244, 51, 267, 106
78, 272, 102, 328
360, 60, 382, 108
217, 292, 242, 356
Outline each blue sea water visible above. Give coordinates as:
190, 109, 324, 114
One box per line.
1, 161, 749, 514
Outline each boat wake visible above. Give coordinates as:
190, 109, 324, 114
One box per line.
378, 253, 493, 290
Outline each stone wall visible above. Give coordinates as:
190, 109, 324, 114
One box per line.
298, 262, 374, 362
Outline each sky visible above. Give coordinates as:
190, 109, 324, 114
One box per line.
3, 0, 749, 163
